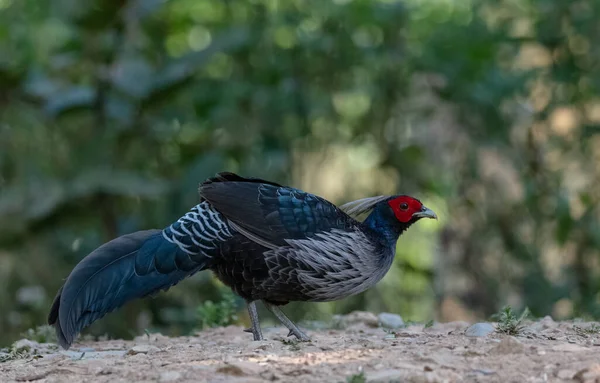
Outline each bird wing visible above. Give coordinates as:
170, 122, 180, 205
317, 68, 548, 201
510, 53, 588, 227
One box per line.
199, 173, 356, 248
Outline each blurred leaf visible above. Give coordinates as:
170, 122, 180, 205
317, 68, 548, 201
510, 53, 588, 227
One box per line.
141, 26, 251, 109
178, 152, 226, 208
63, 0, 127, 30
556, 195, 573, 245
44, 86, 95, 117
581, 124, 600, 139
24, 73, 63, 100
111, 57, 155, 99
70, 168, 169, 198
125, 0, 165, 20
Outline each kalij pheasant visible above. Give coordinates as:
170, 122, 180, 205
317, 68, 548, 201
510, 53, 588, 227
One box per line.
48, 172, 437, 348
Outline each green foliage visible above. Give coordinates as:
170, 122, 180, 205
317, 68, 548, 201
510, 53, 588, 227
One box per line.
0, 339, 53, 363
493, 306, 530, 336
20, 325, 57, 344
196, 291, 239, 329
346, 370, 367, 383
0, 344, 31, 363
1, 0, 600, 346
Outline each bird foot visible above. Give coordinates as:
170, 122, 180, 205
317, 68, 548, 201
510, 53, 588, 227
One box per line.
287, 328, 310, 341
246, 301, 264, 341
243, 327, 264, 340
253, 333, 264, 341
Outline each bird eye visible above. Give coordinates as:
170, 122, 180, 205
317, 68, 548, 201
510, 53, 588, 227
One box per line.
399, 202, 409, 210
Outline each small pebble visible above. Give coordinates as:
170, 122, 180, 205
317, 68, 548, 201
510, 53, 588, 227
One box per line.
574, 364, 600, 381
465, 322, 495, 337
378, 313, 404, 329
159, 371, 182, 382
368, 369, 404, 381
333, 311, 379, 328
556, 369, 575, 379
490, 337, 525, 355
127, 345, 160, 355
471, 369, 496, 376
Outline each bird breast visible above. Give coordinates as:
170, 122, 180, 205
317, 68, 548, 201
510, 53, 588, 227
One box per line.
263, 229, 395, 302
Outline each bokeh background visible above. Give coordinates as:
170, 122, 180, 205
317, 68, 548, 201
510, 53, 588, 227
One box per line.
1, 0, 599, 346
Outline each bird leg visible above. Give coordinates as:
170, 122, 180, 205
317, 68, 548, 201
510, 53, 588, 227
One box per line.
262, 301, 310, 341
246, 301, 264, 341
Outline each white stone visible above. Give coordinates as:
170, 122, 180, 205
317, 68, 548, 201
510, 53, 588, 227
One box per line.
465, 322, 495, 337
378, 313, 405, 329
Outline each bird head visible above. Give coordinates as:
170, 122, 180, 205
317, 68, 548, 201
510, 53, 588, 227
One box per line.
386, 195, 437, 224
373, 195, 437, 242
340, 194, 437, 243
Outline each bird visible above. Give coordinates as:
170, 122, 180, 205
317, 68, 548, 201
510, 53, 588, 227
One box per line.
47, 172, 437, 349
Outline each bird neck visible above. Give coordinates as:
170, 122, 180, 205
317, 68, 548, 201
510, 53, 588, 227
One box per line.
362, 206, 412, 248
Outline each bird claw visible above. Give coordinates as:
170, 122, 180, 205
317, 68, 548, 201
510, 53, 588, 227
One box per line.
296, 333, 311, 342
244, 327, 264, 340
287, 329, 310, 341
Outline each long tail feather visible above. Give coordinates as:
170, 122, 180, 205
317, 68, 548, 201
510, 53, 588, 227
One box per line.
48, 229, 209, 349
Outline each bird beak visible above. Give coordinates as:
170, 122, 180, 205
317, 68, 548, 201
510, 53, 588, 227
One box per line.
412, 206, 437, 220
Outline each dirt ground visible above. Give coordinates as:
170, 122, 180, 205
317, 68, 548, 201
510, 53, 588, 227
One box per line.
2, 312, 600, 383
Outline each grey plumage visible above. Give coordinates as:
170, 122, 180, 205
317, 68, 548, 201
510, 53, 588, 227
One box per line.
274, 229, 388, 301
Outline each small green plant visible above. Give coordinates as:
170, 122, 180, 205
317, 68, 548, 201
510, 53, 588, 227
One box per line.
424, 319, 434, 329
281, 338, 302, 351
346, 370, 366, 383
574, 323, 600, 337
197, 290, 239, 329
20, 325, 57, 344
0, 342, 35, 363
493, 306, 529, 335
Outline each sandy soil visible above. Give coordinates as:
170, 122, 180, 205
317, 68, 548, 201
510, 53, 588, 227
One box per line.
2, 312, 600, 383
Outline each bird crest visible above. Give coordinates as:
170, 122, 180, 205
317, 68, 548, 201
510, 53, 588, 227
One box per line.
338, 195, 390, 218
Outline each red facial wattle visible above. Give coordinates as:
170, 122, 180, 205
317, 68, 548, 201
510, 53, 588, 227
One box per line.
387, 196, 424, 223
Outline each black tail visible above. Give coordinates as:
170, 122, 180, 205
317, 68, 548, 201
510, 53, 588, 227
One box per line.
48, 230, 209, 349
